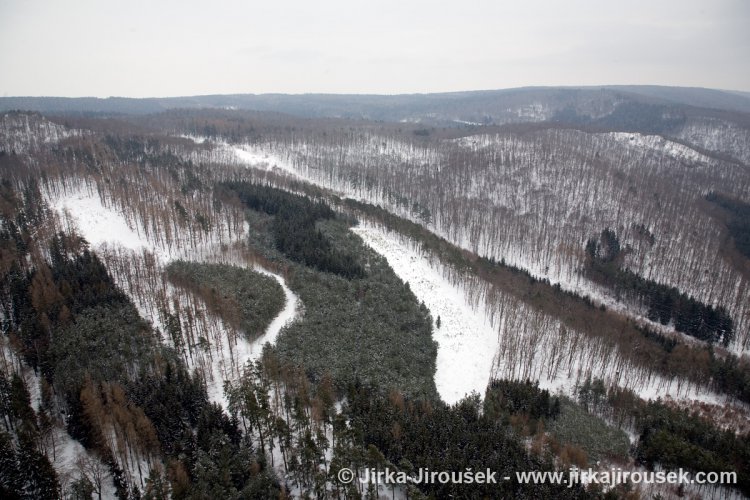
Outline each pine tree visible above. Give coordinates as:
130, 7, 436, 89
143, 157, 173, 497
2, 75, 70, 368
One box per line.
0, 431, 22, 498
18, 434, 60, 500
69, 476, 95, 500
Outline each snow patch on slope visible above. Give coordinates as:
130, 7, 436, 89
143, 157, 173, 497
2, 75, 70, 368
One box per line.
52, 190, 157, 255
233, 146, 296, 175
352, 224, 497, 405
232, 143, 310, 181
0, 112, 85, 153
607, 132, 711, 164
50, 186, 238, 264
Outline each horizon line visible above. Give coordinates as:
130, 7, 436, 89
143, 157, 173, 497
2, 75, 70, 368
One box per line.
3, 84, 750, 101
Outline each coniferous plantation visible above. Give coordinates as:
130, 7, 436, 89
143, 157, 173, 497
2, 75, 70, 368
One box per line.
166, 261, 285, 340
1, 84, 750, 500
222, 182, 437, 396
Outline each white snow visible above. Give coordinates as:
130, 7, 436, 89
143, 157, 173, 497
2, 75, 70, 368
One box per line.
352, 224, 497, 405
50, 428, 117, 499
233, 144, 304, 179
257, 270, 300, 346
52, 191, 155, 255
606, 132, 712, 164
453, 119, 483, 126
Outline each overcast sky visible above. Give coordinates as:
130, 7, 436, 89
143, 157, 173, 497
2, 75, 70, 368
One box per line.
1, 0, 748, 97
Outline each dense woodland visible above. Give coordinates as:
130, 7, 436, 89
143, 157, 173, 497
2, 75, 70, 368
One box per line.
147, 107, 750, 353
1, 104, 749, 499
585, 228, 734, 346
707, 193, 750, 259
576, 379, 750, 498
222, 183, 438, 397
222, 183, 364, 279
166, 261, 285, 340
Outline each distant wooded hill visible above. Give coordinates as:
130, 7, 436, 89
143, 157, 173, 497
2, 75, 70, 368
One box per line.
2, 86, 750, 127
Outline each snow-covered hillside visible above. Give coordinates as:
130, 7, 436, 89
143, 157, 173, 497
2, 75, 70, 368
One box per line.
52, 190, 159, 256
605, 132, 712, 164
224, 127, 750, 354
0, 112, 84, 153
352, 223, 747, 422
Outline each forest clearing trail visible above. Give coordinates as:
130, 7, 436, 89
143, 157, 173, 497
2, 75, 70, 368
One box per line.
203, 266, 299, 408
352, 223, 497, 405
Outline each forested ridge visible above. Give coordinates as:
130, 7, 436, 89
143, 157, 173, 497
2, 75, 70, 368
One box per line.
2, 225, 281, 497
585, 228, 734, 346
223, 182, 364, 279
0, 175, 609, 499
224, 182, 438, 398
151, 106, 750, 352
344, 198, 750, 406
576, 379, 750, 497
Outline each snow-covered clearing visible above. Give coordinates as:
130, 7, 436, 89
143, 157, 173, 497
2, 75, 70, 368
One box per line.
232, 145, 301, 178
52, 190, 161, 255
190, 135, 307, 182
352, 224, 497, 405
606, 131, 712, 164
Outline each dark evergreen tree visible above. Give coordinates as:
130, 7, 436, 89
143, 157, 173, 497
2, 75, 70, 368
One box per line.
0, 431, 22, 499
17, 434, 61, 500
